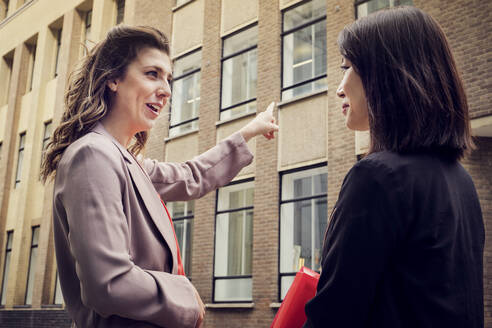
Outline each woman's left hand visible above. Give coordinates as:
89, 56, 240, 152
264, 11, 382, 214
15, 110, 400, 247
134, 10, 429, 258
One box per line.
239, 102, 279, 142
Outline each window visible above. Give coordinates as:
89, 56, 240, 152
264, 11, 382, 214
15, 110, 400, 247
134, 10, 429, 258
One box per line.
14, 132, 25, 188
84, 10, 92, 50
115, 0, 125, 24
167, 201, 194, 276
26, 42, 37, 92
25, 226, 39, 305
53, 271, 63, 304
169, 50, 201, 138
2, 0, 9, 20
279, 164, 327, 300
282, 0, 327, 100
0, 231, 13, 306
1, 54, 13, 105
355, 0, 413, 17
214, 180, 254, 302
53, 29, 62, 78
220, 25, 258, 121
40, 121, 52, 169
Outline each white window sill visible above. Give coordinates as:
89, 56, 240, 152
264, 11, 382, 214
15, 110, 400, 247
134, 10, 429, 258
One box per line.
205, 303, 255, 309
215, 111, 256, 127
269, 302, 281, 308
278, 88, 328, 108
164, 128, 199, 142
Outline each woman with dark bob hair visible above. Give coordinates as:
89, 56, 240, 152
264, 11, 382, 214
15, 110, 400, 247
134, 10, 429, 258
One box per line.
41, 25, 278, 328
304, 6, 483, 328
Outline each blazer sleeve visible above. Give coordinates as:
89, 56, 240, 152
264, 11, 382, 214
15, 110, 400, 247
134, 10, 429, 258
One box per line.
304, 160, 405, 328
56, 141, 199, 328
142, 131, 253, 201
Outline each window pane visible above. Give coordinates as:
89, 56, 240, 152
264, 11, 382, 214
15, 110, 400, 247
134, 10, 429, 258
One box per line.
357, 0, 413, 17
174, 51, 201, 77
280, 275, 295, 300
283, 0, 326, 32
15, 148, 23, 185
168, 200, 194, 218
6, 232, 12, 249
169, 120, 198, 138
223, 25, 258, 57
1, 232, 12, 306
220, 101, 256, 121
214, 278, 252, 302
25, 247, 37, 304
174, 218, 193, 275
54, 273, 63, 304
170, 70, 200, 137
280, 198, 326, 281
32, 227, 39, 246
217, 181, 254, 212
116, 0, 125, 24
281, 166, 327, 200
221, 49, 257, 111
214, 210, 253, 276
283, 21, 326, 90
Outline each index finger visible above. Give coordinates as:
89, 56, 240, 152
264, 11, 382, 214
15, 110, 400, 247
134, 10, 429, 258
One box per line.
265, 101, 275, 115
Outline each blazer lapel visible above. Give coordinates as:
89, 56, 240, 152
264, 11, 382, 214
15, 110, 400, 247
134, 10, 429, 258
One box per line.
91, 123, 179, 273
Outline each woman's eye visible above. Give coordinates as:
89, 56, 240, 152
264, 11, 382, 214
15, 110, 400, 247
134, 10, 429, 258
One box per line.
146, 71, 158, 78
340, 65, 350, 73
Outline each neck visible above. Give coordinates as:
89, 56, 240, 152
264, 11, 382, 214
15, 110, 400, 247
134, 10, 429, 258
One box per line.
100, 112, 134, 148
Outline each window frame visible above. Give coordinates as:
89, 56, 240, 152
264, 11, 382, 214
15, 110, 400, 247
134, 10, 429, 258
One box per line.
354, 0, 413, 18
53, 28, 62, 78
278, 162, 327, 301
52, 271, 63, 305
24, 225, 40, 305
27, 43, 36, 92
168, 48, 201, 137
281, 0, 327, 100
115, 0, 125, 24
212, 178, 254, 303
219, 22, 258, 121
167, 200, 195, 277
14, 132, 26, 188
0, 231, 13, 306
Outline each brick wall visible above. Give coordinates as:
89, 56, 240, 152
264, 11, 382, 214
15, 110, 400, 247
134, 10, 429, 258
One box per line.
416, 0, 492, 119
0, 310, 71, 328
462, 137, 492, 326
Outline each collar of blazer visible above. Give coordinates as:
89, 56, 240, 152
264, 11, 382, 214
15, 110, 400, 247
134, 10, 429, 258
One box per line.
91, 122, 179, 274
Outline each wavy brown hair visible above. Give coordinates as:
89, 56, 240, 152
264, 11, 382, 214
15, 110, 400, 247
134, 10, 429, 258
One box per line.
338, 6, 473, 160
40, 25, 170, 182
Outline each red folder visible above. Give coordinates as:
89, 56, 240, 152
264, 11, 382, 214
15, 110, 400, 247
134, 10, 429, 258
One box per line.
271, 267, 320, 328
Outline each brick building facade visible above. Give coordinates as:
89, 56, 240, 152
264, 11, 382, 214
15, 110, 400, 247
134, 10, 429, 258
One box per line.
0, 0, 490, 327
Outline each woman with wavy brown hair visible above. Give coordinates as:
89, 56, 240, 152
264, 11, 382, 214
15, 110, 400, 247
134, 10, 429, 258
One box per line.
304, 6, 483, 328
41, 25, 278, 328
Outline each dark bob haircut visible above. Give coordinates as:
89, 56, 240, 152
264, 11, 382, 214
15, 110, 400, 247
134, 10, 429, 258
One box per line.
338, 6, 473, 160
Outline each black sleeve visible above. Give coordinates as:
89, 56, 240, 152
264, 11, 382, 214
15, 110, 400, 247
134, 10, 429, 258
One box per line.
304, 160, 404, 327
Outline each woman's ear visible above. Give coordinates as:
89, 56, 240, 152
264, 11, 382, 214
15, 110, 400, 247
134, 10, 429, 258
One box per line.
107, 79, 118, 92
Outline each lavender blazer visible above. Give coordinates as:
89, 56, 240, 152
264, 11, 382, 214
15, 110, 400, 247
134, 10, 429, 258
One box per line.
53, 123, 253, 328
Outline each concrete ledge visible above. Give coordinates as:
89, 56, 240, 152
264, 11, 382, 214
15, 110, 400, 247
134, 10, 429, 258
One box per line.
269, 302, 281, 308
206, 303, 255, 309
277, 88, 328, 108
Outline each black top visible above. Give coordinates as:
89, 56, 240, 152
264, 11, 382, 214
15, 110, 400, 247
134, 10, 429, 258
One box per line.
304, 151, 484, 328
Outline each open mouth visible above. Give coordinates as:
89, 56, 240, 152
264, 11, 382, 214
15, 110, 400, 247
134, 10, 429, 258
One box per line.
146, 103, 160, 114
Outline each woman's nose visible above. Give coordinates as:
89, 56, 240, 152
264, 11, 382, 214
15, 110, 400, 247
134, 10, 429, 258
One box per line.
157, 82, 171, 98
336, 85, 345, 98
